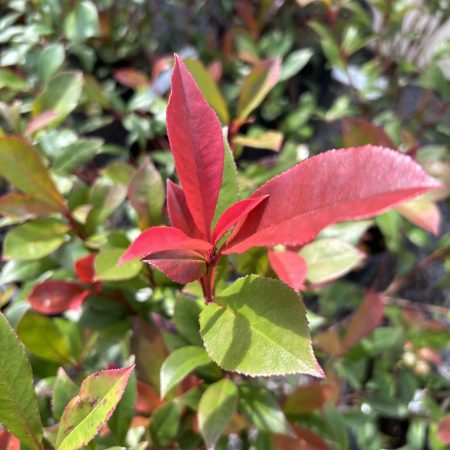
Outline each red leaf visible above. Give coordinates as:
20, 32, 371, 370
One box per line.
437, 415, 450, 444
342, 118, 395, 148
28, 280, 89, 314
142, 249, 207, 283
272, 424, 332, 450
136, 380, 162, 415
0, 429, 20, 450
223, 146, 442, 254
343, 291, 385, 351
268, 250, 307, 291
114, 69, 150, 88
166, 55, 224, 239
166, 180, 200, 238
212, 195, 269, 244
24, 111, 58, 136
75, 254, 97, 284
119, 226, 212, 264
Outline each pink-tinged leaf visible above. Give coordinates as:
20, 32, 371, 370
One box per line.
315, 329, 344, 356
28, 280, 89, 314
223, 146, 443, 254
342, 118, 395, 148
212, 195, 269, 244
0, 429, 20, 450
237, 59, 281, 122
343, 291, 385, 351
166, 55, 224, 239
56, 366, 134, 450
272, 424, 332, 450
268, 250, 308, 291
166, 180, 201, 237
114, 69, 149, 88
75, 254, 97, 284
24, 111, 58, 137
119, 226, 212, 264
142, 249, 207, 283
396, 196, 441, 235
437, 415, 450, 444
283, 383, 333, 416
0, 192, 59, 219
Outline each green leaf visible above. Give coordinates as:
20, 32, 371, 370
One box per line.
160, 346, 211, 398
199, 275, 323, 377
173, 297, 204, 346
198, 379, 238, 448
95, 247, 142, 281
109, 371, 137, 445
149, 400, 181, 446
37, 43, 65, 81
237, 59, 281, 121
128, 157, 165, 229
52, 368, 79, 420
0, 258, 56, 284
0, 137, 66, 210
33, 71, 83, 126
3, 218, 69, 261
0, 68, 27, 90
280, 48, 313, 81
299, 238, 365, 284
0, 312, 43, 450
240, 386, 292, 436
17, 311, 74, 364
52, 138, 103, 174
184, 58, 229, 124
213, 135, 239, 226
64, 0, 100, 42
56, 366, 134, 450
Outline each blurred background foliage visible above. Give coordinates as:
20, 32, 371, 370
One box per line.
0, 0, 450, 449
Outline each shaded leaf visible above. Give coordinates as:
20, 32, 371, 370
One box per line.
224, 146, 442, 254
240, 386, 292, 436
128, 158, 164, 229
0, 137, 66, 211
3, 218, 69, 261
237, 59, 281, 121
114, 69, 149, 88
160, 346, 211, 398
166, 55, 224, 239
64, 0, 100, 42
342, 118, 395, 148
283, 383, 333, 416
0, 312, 43, 450
28, 280, 89, 314
149, 401, 181, 446
199, 275, 323, 376
343, 291, 385, 351
0, 258, 56, 285
198, 379, 238, 448
272, 424, 332, 450
17, 311, 73, 364
142, 249, 207, 284
184, 58, 229, 124
268, 249, 308, 291
299, 238, 364, 284
52, 368, 79, 420
37, 43, 64, 81
173, 297, 204, 346
56, 366, 134, 450
52, 139, 103, 174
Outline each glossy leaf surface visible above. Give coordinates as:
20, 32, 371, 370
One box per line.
28, 280, 89, 314
224, 146, 442, 254
166, 55, 224, 238
160, 346, 211, 398
56, 366, 134, 450
199, 275, 323, 376
0, 313, 43, 450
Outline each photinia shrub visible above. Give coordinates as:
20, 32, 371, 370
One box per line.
120, 55, 441, 378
